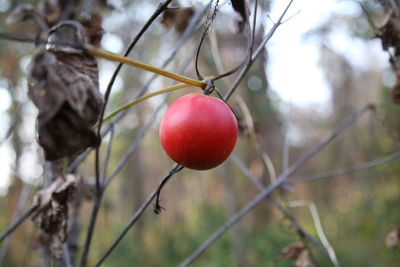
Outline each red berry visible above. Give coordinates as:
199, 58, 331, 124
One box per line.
159, 93, 238, 170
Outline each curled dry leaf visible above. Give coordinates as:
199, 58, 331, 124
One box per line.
161, 7, 194, 34
28, 40, 104, 160
30, 174, 81, 258
277, 243, 316, 267
385, 226, 400, 249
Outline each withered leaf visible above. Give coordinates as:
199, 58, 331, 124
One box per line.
30, 174, 81, 259
386, 226, 400, 249
277, 243, 306, 260
28, 42, 104, 161
277, 243, 316, 267
161, 7, 195, 34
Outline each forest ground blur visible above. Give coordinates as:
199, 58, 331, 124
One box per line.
0, 0, 399, 266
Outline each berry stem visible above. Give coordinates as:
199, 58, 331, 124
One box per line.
102, 83, 191, 122
87, 45, 206, 88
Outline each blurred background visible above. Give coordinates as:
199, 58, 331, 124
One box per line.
0, 0, 399, 266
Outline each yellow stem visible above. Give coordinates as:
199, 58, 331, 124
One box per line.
103, 83, 191, 122
88, 45, 206, 88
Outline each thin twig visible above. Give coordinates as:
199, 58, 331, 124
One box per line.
102, 99, 167, 188
178, 105, 373, 266
389, 0, 400, 17
92, 47, 198, 267
0, 32, 35, 43
249, 0, 259, 58
101, 32, 200, 188
101, 124, 115, 181
0, 207, 35, 242
358, 1, 379, 32
94, 164, 184, 267
154, 164, 184, 214
290, 149, 400, 183
224, 0, 294, 101
195, 0, 217, 79
231, 153, 332, 259
84, 13, 204, 265
80, 2, 173, 266
96, 0, 174, 135
62, 243, 73, 267
20, 228, 36, 267
0, 184, 32, 264
66, 4, 207, 174
79, 188, 103, 266
0, 103, 24, 147
212, 0, 254, 81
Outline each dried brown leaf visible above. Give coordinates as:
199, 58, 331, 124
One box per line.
30, 174, 81, 258
277, 243, 316, 267
28, 41, 104, 160
161, 7, 195, 34
277, 243, 306, 260
386, 226, 400, 249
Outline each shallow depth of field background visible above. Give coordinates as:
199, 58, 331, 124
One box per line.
0, 0, 399, 266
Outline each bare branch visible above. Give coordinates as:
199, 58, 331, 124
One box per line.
95, 164, 184, 267
80, 2, 174, 266
101, 125, 115, 181
67, 4, 207, 174
358, 1, 379, 32
290, 150, 400, 183
231, 153, 333, 260
0, 103, 24, 147
178, 104, 373, 266
102, 100, 167, 188
0, 184, 32, 264
80, 5, 208, 264
62, 243, 73, 267
224, 0, 295, 101
195, 0, 217, 79
0, 31, 34, 43
0, 207, 35, 242
389, 0, 400, 17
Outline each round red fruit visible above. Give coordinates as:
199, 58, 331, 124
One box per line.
159, 93, 238, 170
